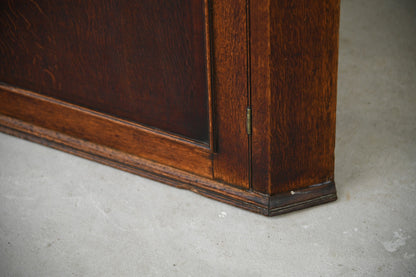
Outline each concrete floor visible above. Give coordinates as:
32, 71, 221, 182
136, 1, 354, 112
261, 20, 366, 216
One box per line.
1, 0, 415, 276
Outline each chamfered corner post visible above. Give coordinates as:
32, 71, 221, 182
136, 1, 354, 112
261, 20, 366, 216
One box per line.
251, 0, 340, 214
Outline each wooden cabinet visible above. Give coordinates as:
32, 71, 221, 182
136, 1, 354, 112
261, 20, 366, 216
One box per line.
0, 0, 340, 216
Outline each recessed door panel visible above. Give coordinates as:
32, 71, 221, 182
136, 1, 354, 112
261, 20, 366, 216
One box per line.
0, 0, 250, 189
0, 0, 209, 143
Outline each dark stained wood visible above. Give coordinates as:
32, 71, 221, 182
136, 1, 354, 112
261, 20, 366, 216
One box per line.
250, 0, 272, 193
0, 113, 336, 216
204, 0, 215, 150
0, 113, 267, 214
0, 84, 213, 177
269, 181, 337, 215
0, 0, 210, 143
0, 0, 340, 215
251, 0, 340, 194
268, 0, 340, 194
211, 0, 249, 189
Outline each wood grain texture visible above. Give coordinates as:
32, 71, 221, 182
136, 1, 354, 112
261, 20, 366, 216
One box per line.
0, 0, 340, 215
251, 0, 340, 194
0, 84, 213, 177
268, 181, 337, 216
250, 0, 272, 193
268, 0, 340, 194
204, 0, 215, 149
0, 113, 336, 216
211, 0, 249, 189
0, 0, 210, 143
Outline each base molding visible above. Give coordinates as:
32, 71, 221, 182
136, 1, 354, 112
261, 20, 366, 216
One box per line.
0, 114, 336, 216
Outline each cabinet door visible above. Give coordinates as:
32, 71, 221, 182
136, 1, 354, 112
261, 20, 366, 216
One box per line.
0, 0, 249, 188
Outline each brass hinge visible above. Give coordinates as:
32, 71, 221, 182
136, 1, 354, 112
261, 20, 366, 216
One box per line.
246, 107, 252, 135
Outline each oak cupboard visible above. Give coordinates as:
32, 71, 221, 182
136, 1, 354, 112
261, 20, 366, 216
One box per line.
0, 0, 340, 215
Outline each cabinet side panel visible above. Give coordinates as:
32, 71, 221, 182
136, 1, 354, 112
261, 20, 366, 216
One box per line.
269, 0, 340, 193
212, 0, 249, 188
250, 0, 272, 193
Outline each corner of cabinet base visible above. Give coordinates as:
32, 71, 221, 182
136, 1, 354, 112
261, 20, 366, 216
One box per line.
192, 180, 337, 216
266, 181, 337, 216
0, 114, 337, 217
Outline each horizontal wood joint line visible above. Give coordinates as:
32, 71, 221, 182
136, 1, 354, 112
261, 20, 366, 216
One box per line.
0, 114, 271, 214
0, 83, 211, 151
